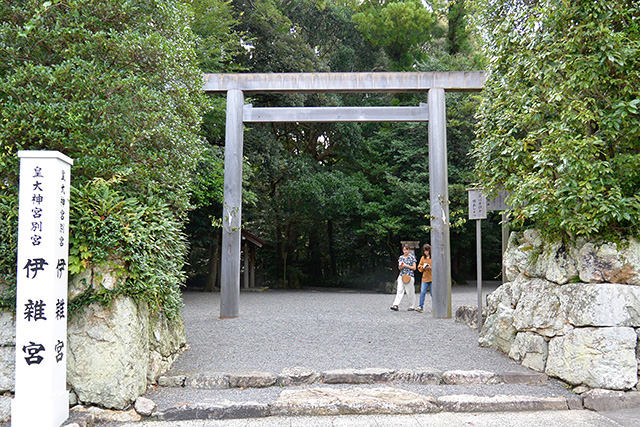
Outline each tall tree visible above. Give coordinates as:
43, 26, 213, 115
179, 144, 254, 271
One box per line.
185, 0, 250, 290
353, 0, 436, 70
0, 0, 207, 215
206, 0, 490, 288
473, 0, 640, 238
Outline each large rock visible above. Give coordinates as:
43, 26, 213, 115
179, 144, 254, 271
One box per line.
0, 346, 14, 392
229, 372, 277, 388
455, 306, 486, 329
479, 307, 517, 354
582, 389, 640, 411
484, 231, 640, 391
578, 239, 640, 285
479, 279, 521, 354
487, 277, 528, 314
437, 394, 568, 412
503, 231, 541, 282
148, 311, 186, 384
562, 283, 640, 327
322, 368, 395, 384
537, 241, 579, 285
512, 278, 569, 337
0, 312, 15, 394
71, 405, 142, 423
508, 332, 548, 372
503, 230, 579, 285
277, 367, 322, 387
68, 260, 126, 299
504, 232, 640, 286
0, 395, 10, 423
0, 312, 15, 346
393, 368, 443, 385
545, 327, 638, 390
184, 373, 229, 389
67, 296, 150, 410
442, 370, 500, 385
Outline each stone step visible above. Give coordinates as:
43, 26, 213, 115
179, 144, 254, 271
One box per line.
65, 387, 640, 425
156, 388, 572, 421
158, 368, 549, 390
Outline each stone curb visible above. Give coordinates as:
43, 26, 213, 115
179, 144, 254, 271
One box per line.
154, 391, 575, 421
159, 368, 548, 390
437, 394, 569, 412
582, 389, 640, 412
160, 402, 270, 421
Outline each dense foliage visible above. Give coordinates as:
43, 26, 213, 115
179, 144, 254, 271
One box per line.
473, 0, 640, 238
0, 0, 207, 314
67, 178, 187, 319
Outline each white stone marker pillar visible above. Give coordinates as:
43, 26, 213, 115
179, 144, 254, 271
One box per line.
12, 151, 72, 426
220, 89, 244, 318
428, 88, 452, 318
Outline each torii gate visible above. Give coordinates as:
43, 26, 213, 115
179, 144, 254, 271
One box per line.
203, 72, 486, 319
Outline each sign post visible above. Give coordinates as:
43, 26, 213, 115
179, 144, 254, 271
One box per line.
467, 189, 486, 332
467, 188, 511, 332
12, 151, 72, 427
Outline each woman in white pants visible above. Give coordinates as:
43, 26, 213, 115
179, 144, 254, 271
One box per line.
390, 243, 417, 311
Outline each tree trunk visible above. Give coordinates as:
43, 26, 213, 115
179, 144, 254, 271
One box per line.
327, 219, 337, 277
204, 231, 221, 292
308, 227, 322, 279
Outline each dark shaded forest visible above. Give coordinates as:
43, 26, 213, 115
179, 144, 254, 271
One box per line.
185, 0, 504, 291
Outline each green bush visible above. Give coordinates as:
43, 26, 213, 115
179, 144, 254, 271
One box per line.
68, 177, 187, 320
473, 1, 640, 239
0, 0, 207, 216
0, 177, 187, 319
0, 189, 18, 310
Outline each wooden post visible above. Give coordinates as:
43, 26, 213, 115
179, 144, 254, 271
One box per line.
220, 89, 244, 318
428, 88, 452, 318
250, 246, 256, 288
243, 241, 249, 289
502, 213, 509, 284
477, 219, 483, 332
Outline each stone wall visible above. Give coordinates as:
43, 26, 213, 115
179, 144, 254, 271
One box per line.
480, 230, 640, 390
0, 312, 15, 421
0, 263, 187, 421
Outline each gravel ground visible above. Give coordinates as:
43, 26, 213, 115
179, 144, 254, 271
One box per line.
168, 283, 525, 376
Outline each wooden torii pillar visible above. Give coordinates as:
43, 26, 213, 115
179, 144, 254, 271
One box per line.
203, 72, 486, 318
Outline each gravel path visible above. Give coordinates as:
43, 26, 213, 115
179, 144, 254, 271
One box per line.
168, 283, 527, 375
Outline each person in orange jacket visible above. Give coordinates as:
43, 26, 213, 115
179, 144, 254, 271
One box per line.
416, 243, 432, 313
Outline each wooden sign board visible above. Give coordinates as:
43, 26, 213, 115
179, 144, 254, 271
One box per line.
467, 189, 511, 220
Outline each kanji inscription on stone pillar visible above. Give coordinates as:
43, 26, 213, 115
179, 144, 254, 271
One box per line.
12, 151, 73, 427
